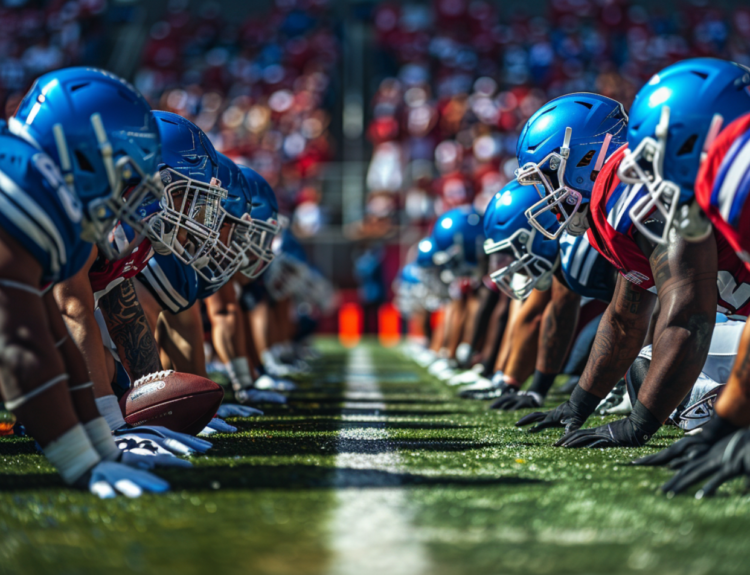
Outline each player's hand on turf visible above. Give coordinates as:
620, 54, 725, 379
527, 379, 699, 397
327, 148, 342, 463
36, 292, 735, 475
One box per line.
491, 390, 542, 411
235, 388, 287, 405
557, 401, 661, 448
78, 461, 171, 499
633, 415, 739, 468
115, 425, 212, 455
114, 436, 193, 470
515, 385, 601, 434
198, 417, 238, 436
217, 403, 264, 418
661, 430, 750, 497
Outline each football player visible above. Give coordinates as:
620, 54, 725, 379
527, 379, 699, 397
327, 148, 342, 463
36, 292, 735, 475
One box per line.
515, 64, 750, 448
630, 64, 750, 494
52, 111, 242, 438
135, 154, 288, 409
1, 67, 191, 498
472, 179, 615, 409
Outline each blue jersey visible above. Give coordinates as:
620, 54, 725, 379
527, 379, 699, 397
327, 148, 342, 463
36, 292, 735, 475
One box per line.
0, 124, 91, 286
138, 253, 227, 314
559, 232, 615, 302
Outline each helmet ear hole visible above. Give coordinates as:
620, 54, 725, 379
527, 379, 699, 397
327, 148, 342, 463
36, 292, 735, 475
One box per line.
676, 134, 698, 156
576, 150, 596, 167
75, 150, 95, 172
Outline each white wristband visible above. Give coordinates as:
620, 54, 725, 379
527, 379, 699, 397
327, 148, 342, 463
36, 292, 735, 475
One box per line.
83, 417, 120, 461
42, 424, 101, 485
95, 395, 127, 431
227, 357, 253, 391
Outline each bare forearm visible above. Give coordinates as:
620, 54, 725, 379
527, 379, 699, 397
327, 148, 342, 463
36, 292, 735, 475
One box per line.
54, 284, 114, 398
537, 284, 580, 374
99, 278, 162, 381
578, 278, 653, 398
716, 321, 750, 426
638, 312, 714, 422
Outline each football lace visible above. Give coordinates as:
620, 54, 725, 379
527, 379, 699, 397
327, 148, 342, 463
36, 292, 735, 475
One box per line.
133, 370, 175, 387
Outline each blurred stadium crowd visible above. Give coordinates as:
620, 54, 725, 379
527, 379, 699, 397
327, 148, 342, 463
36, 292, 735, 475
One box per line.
365, 0, 750, 234
135, 0, 339, 228
1, 0, 750, 308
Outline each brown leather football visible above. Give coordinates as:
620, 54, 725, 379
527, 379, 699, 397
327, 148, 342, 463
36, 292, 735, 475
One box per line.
119, 370, 224, 435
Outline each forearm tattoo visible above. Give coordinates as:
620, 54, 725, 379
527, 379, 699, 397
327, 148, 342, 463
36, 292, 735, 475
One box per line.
99, 278, 162, 380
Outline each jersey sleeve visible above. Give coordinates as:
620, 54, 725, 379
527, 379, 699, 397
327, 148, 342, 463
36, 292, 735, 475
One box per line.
0, 140, 83, 285
585, 145, 656, 291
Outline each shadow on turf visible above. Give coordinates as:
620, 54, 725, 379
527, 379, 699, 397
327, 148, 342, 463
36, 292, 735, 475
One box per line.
160, 464, 545, 491
207, 436, 498, 457
230, 420, 481, 433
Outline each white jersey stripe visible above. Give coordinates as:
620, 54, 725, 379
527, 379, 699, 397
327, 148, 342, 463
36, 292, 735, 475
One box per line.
579, 243, 600, 286
718, 138, 750, 221
141, 266, 182, 314
0, 167, 67, 266
0, 188, 60, 273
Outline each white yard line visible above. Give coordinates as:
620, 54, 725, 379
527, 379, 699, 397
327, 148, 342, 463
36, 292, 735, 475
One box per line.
326, 346, 432, 575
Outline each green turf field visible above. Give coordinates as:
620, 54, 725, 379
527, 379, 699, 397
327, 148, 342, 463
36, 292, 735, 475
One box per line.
2, 338, 750, 575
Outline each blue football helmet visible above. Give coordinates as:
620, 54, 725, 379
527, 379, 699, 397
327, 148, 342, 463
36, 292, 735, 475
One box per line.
237, 164, 280, 279
516, 93, 628, 239
265, 229, 311, 301
413, 237, 449, 306
415, 237, 437, 267
483, 180, 560, 299
618, 58, 750, 245
10, 67, 162, 261
430, 206, 485, 275
147, 111, 229, 280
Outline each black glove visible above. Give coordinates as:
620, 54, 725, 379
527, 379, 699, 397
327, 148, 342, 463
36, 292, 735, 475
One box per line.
632, 414, 740, 468
515, 384, 601, 434
555, 401, 662, 448
491, 390, 543, 411
661, 429, 750, 496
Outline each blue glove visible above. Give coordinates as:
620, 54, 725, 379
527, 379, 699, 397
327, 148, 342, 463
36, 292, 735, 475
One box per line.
236, 388, 287, 405
202, 417, 238, 434
217, 403, 264, 418
85, 461, 171, 499
115, 425, 212, 455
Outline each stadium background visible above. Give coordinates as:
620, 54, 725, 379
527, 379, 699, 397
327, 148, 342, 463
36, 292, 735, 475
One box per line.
4, 0, 749, 330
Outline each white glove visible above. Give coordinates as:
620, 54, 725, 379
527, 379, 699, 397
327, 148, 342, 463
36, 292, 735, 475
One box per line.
114, 425, 212, 455
217, 403, 264, 418
86, 461, 170, 499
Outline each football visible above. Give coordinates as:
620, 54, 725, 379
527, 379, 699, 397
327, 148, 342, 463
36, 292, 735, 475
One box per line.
119, 370, 224, 435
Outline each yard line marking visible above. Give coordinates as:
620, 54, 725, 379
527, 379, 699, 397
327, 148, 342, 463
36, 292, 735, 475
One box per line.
326, 345, 432, 575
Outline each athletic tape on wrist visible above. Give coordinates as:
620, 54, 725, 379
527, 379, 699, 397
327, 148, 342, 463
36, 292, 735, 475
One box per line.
4, 373, 68, 411
42, 424, 101, 485
228, 357, 253, 391
95, 394, 126, 431
0, 279, 44, 297
83, 417, 120, 461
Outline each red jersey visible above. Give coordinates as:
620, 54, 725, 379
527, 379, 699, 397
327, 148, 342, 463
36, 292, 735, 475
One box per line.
89, 237, 154, 297
695, 113, 750, 271
586, 145, 750, 319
